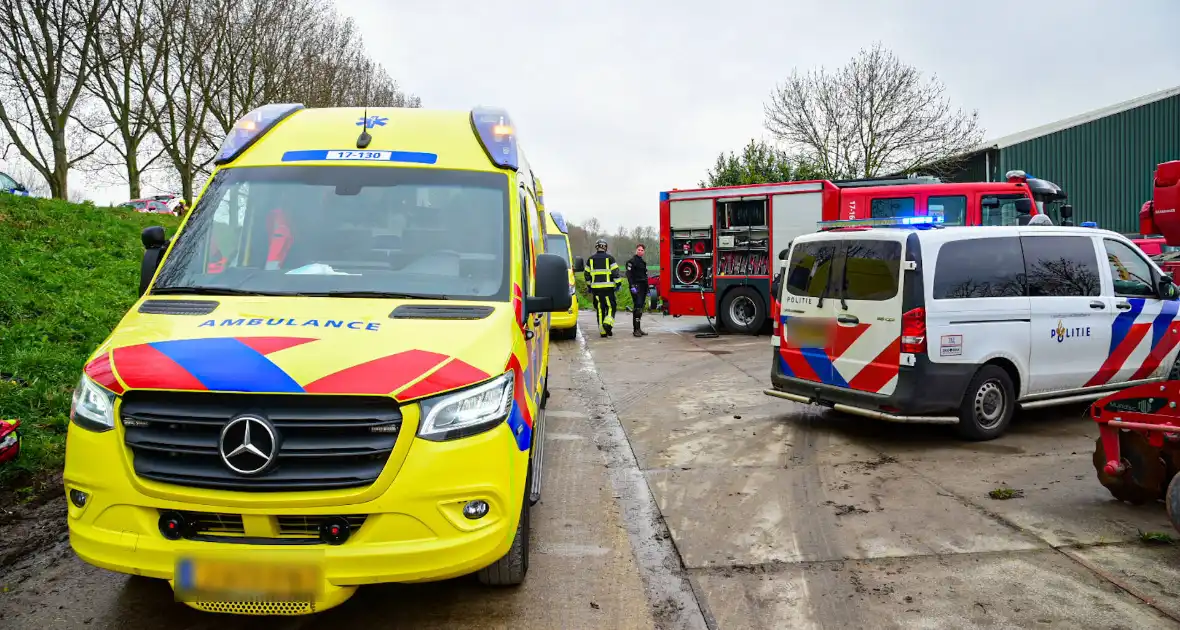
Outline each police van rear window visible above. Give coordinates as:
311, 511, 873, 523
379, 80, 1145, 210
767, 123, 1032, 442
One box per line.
786, 241, 837, 298
842, 240, 902, 301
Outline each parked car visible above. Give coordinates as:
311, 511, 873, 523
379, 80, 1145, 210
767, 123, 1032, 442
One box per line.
119, 199, 171, 214
0, 171, 31, 196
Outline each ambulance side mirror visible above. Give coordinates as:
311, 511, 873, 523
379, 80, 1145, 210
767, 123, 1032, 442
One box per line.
573, 256, 585, 273
527, 253, 573, 314
139, 226, 168, 296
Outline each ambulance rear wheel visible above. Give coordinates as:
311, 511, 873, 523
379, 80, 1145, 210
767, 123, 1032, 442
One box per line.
476, 465, 531, 586
720, 288, 764, 335
955, 365, 1014, 441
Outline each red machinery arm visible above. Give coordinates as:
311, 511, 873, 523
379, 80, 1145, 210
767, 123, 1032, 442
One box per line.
1140, 160, 1180, 246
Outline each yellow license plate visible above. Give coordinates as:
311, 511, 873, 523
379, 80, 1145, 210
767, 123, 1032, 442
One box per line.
175, 557, 322, 600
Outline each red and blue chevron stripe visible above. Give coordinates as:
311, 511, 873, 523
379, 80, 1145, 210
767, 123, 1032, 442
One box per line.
777, 316, 900, 394
1088, 298, 1180, 386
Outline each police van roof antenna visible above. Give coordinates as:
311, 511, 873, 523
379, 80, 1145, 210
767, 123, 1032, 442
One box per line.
356, 107, 373, 149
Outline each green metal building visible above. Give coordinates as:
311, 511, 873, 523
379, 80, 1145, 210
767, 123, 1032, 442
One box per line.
921, 85, 1180, 234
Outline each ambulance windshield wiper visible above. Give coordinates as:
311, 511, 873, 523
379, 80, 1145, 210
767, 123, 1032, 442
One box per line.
299, 291, 449, 300
151, 286, 274, 296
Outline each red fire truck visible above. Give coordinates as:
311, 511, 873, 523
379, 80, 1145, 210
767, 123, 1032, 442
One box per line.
1139, 160, 1180, 276
658, 171, 1068, 333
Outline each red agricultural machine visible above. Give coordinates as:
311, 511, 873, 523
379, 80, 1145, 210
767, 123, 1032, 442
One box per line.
1092, 160, 1180, 532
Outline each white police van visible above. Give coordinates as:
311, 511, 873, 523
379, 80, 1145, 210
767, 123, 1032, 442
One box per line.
765, 216, 1180, 440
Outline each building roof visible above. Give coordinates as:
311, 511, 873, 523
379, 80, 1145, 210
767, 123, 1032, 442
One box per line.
979, 84, 1180, 151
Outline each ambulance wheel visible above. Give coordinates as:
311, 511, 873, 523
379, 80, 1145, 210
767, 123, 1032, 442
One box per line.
720, 287, 764, 335
955, 365, 1015, 441
1167, 473, 1180, 534
541, 372, 550, 409
476, 465, 531, 586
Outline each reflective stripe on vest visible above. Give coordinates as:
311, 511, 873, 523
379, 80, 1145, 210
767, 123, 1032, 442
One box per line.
588, 257, 616, 289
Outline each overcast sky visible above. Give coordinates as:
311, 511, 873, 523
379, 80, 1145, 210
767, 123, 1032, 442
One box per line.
328, 0, 1178, 231
47, 1, 1179, 228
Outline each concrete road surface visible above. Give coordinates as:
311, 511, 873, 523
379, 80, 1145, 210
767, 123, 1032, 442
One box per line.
2, 311, 1180, 629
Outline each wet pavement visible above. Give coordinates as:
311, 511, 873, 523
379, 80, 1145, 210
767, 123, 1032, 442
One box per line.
2, 311, 1180, 629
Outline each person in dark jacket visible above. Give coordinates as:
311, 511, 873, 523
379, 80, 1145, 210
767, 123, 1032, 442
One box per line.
584, 239, 621, 337
626, 243, 649, 337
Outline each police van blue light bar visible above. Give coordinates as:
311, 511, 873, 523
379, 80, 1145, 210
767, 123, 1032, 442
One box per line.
1081, 221, 1098, 228
817, 215, 945, 230
550, 211, 569, 234
471, 107, 518, 171
214, 103, 304, 165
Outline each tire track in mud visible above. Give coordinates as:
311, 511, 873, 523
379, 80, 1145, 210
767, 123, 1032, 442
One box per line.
566, 330, 713, 630
674, 331, 870, 629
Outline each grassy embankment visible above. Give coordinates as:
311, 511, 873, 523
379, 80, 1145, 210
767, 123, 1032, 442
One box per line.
0, 195, 179, 494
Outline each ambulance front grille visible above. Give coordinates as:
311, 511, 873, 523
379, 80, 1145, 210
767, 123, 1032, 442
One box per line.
121, 392, 401, 492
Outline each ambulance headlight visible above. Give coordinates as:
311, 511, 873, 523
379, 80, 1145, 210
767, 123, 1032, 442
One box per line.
70, 375, 117, 433
417, 371, 515, 442
214, 103, 304, 165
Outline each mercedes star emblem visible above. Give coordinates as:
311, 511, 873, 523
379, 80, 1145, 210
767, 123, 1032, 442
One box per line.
219, 415, 278, 476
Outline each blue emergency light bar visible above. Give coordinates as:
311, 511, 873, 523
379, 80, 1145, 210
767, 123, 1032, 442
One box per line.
817, 215, 945, 230
471, 107, 518, 171
214, 103, 305, 165
1081, 221, 1098, 228
550, 211, 570, 234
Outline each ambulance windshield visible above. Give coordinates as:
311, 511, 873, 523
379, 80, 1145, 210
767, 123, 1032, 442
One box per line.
152, 166, 511, 301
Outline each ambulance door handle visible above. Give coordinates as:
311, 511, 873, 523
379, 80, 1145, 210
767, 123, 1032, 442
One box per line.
1116, 302, 1132, 310
836, 314, 859, 325
1089, 301, 1106, 310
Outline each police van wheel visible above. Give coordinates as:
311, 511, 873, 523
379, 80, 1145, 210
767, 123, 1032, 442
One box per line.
720, 288, 764, 335
477, 466, 531, 586
956, 365, 1015, 441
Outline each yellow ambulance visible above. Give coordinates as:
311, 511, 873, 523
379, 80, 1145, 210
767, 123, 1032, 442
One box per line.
63, 104, 571, 614
539, 195, 582, 338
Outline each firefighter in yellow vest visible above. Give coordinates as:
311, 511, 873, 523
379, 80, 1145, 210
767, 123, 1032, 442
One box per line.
584, 238, 621, 337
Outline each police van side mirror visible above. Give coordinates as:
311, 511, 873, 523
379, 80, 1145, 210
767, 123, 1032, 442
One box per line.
573, 256, 585, 273
139, 226, 168, 296
1157, 276, 1178, 301
527, 253, 573, 314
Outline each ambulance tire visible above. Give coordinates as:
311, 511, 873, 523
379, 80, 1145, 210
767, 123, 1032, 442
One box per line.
720, 287, 764, 335
955, 365, 1015, 441
555, 326, 577, 340
476, 462, 532, 586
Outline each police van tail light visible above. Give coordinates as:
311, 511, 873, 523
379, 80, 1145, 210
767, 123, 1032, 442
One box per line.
901, 307, 927, 354
214, 103, 304, 165
471, 107, 519, 171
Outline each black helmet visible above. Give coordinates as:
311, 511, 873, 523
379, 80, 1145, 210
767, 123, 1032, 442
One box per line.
595, 239, 608, 251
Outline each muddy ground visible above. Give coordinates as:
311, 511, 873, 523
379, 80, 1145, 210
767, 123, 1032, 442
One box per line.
1, 312, 1179, 629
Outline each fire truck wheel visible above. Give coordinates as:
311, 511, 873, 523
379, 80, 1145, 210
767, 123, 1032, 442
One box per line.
720, 287, 764, 335
1167, 473, 1180, 533
955, 365, 1014, 441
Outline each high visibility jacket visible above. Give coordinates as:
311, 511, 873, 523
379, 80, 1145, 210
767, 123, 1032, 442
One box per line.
584, 251, 620, 289
206, 208, 291, 273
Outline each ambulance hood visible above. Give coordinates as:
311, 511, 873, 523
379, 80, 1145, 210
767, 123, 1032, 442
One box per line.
84, 296, 520, 401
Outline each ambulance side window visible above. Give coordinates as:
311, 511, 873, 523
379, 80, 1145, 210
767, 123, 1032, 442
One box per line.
1021, 235, 1100, 297
1102, 238, 1155, 297
518, 188, 532, 293
785, 241, 837, 298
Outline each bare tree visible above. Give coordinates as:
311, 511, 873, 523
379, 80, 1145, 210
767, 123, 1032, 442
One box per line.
146, 0, 220, 202
764, 43, 984, 179
0, 0, 109, 199
83, 0, 166, 198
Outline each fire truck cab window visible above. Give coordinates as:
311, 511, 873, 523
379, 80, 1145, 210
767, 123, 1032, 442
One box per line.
981, 194, 1028, 226
928, 195, 967, 226
786, 241, 836, 298
1103, 238, 1155, 297
870, 197, 915, 219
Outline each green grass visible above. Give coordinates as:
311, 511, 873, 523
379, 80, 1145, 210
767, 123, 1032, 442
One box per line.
0, 196, 179, 485
1138, 530, 1175, 545
988, 487, 1024, 500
